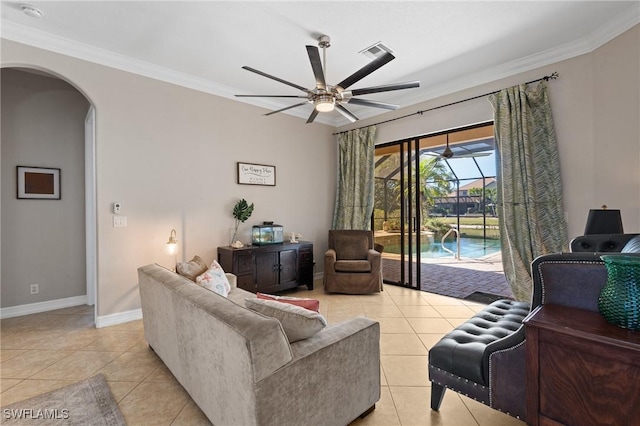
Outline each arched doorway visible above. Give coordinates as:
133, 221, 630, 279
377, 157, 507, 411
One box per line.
0, 66, 97, 321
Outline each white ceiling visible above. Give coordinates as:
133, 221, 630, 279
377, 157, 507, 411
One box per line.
2, 1, 639, 126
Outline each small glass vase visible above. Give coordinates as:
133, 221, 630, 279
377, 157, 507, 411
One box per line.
229, 228, 237, 246
598, 254, 640, 330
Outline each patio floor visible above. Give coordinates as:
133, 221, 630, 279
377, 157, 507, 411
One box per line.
381, 252, 514, 301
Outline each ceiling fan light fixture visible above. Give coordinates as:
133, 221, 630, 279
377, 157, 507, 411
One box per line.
441, 133, 454, 159
315, 94, 335, 112
237, 34, 420, 123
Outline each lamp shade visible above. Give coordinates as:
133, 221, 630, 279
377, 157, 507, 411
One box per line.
165, 229, 178, 255
584, 209, 623, 235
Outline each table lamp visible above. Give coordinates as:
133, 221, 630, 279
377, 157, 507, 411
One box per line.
584, 205, 623, 235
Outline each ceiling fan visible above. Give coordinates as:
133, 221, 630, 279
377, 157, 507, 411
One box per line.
235, 35, 420, 124
425, 134, 493, 160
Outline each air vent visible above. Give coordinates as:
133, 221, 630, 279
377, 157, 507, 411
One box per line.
359, 42, 394, 59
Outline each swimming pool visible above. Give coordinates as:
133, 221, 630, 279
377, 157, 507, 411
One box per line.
384, 238, 501, 259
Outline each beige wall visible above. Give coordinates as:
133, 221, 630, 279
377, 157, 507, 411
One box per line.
1, 23, 638, 318
1, 69, 89, 308
338, 24, 640, 239
1, 40, 337, 317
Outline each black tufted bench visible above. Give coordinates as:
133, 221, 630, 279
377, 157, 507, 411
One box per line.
428, 299, 530, 419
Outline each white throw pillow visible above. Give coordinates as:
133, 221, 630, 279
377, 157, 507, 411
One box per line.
196, 260, 231, 297
244, 298, 327, 343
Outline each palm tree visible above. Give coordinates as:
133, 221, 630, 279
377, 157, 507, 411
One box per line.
419, 157, 453, 222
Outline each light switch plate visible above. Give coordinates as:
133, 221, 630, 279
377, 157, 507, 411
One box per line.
113, 216, 127, 227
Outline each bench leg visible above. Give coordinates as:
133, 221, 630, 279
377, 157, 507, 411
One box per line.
359, 405, 375, 418
431, 383, 446, 411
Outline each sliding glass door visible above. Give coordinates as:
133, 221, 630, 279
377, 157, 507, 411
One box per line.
374, 122, 497, 292
373, 139, 421, 288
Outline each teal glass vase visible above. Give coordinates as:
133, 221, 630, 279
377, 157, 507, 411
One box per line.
598, 255, 640, 331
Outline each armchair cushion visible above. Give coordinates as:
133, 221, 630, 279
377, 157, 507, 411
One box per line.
334, 233, 370, 260
335, 260, 372, 273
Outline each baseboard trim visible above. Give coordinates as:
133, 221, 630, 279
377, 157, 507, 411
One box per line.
0, 295, 89, 319
95, 308, 142, 329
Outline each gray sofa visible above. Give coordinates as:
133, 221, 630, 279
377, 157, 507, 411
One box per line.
138, 264, 380, 426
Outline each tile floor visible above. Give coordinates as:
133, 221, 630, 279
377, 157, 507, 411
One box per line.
0, 282, 525, 426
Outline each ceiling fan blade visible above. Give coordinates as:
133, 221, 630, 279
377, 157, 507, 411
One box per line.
348, 98, 399, 110
336, 52, 395, 91
235, 95, 309, 98
454, 152, 493, 158
306, 46, 326, 91
336, 104, 359, 123
348, 81, 420, 96
242, 66, 310, 94
264, 102, 309, 116
306, 109, 319, 124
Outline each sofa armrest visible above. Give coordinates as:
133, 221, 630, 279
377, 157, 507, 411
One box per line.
255, 317, 380, 426
225, 273, 237, 288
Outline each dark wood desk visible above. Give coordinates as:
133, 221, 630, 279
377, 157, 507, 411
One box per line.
524, 304, 640, 426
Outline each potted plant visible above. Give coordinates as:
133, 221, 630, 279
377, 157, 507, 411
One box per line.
230, 198, 254, 247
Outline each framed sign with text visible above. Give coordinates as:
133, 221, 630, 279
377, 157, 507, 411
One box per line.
237, 162, 276, 186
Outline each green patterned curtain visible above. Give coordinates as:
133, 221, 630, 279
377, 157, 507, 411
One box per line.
489, 81, 568, 301
332, 126, 377, 230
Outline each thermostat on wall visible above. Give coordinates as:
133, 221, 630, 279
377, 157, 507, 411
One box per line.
113, 202, 122, 214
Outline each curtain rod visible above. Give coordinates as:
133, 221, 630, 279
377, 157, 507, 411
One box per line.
333, 72, 559, 136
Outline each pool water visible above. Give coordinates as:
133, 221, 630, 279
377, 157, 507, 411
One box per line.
384, 238, 501, 259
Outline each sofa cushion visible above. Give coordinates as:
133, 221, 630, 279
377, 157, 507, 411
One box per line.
622, 235, 640, 253
257, 293, 320, 312
245, 298, 327, 343
196, 260, 231, 297
176, 255, 208, 281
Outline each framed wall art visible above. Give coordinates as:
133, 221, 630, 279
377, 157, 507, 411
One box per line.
17, 166, 61, 199
237, 162, 276, 186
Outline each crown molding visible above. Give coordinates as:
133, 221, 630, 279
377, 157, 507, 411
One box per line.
0, 20, 336, 125
3, 13, 638, 129
337, 14, 640, 127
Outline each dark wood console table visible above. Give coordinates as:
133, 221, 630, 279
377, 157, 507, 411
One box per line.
218, 242, 313, 294
524, 304, 640, 426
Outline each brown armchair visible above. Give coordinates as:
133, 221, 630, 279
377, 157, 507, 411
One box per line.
324, 230, 382, 294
